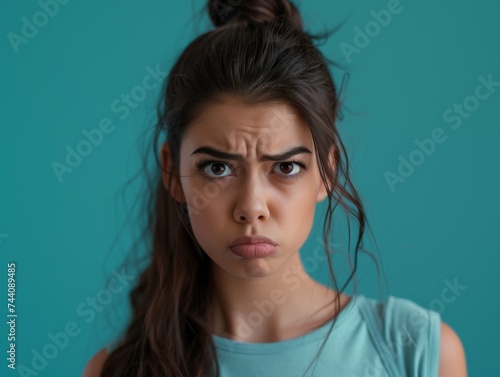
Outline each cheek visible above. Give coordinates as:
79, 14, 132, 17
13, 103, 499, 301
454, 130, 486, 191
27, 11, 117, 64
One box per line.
183, 179, 229, 243
183, 178, 228, 217
186, 198, 232, 265
287, 196, 317, 241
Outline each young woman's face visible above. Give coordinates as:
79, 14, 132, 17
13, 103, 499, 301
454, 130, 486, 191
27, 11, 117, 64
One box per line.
163, 96, 330, 280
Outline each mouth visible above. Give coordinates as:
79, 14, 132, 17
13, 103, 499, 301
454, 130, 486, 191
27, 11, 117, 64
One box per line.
228, 235, 277, 248
229, 243, 277, 258
228, 235, 278, 258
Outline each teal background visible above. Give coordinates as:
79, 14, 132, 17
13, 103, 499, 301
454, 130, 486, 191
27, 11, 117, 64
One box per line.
1, 0, 498, 375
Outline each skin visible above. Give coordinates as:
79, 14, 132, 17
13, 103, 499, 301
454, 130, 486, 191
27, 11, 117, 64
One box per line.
162, 95, 347, 342
82, 95, 468, 376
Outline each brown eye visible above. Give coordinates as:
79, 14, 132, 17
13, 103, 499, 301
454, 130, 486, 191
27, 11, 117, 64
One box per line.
272, 161, 304, 178
195, 159, 234, 180
210, 163, 227, 176
279, 162, 294, 175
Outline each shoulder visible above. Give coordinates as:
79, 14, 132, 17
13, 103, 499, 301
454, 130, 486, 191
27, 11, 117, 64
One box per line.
438, 321, 468, 377
360, 295, 440, 339
82, 348, 109, 377
357, 295, 443, 376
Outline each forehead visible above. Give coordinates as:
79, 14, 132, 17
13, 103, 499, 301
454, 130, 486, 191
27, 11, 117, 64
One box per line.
182, 97, 313, 152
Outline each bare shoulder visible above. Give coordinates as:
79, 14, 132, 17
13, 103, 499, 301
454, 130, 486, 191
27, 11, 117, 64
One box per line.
438, 321, 468, 377
82, 348, 109, 377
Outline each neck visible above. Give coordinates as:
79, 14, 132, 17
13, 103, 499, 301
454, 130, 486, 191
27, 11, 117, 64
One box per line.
208, 252, 345, 343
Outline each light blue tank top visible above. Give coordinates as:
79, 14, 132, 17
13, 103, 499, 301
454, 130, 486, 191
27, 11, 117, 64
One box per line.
211, 294, 441, 377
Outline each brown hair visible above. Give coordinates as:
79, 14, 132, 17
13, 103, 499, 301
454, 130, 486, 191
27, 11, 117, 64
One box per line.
100, 0, 384, 376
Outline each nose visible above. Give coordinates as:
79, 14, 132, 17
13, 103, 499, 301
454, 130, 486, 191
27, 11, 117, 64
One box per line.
233, 172, 270, 224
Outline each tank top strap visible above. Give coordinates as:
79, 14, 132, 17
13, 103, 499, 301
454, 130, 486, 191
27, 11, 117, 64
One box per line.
356, 295, 402, 377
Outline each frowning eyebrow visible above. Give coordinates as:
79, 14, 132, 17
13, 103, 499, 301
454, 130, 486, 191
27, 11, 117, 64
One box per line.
190, 146, 312, 162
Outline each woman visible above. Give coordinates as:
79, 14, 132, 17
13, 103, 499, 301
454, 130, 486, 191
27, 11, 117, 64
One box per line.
84, 0, 467, 376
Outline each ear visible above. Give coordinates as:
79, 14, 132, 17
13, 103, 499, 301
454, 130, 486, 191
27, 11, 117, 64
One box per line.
316, 146, 335, 203
160, 141, 186, 203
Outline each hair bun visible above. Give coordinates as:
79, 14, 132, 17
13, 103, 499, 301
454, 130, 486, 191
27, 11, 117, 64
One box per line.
208, 0, 302, 29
